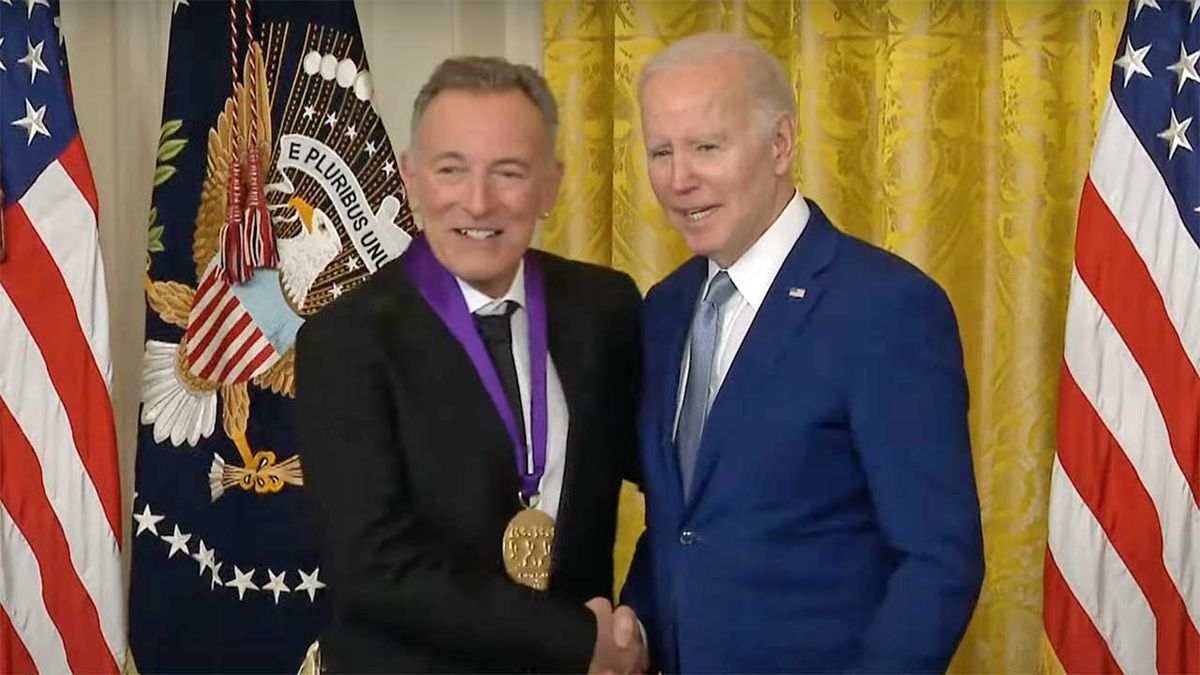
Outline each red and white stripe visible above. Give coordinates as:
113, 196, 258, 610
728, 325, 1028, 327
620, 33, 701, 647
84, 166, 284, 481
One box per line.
0, 137, 125, 673
1045, 96, 1200, 672
183, 262, 279, 386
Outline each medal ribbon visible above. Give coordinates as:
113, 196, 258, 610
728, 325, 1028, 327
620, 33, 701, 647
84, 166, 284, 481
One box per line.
401, 236, 549, 500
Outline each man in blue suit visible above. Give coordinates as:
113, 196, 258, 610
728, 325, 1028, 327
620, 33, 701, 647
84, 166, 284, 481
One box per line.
621, 33, 985, 673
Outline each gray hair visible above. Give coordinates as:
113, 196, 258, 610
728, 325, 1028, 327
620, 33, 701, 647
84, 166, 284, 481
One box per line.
638, 32, 796, 135
409, 56, 558, 153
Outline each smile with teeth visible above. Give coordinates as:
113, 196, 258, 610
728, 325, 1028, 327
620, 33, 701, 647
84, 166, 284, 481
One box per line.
685, 206, 717, 221
458, 228, 500, 240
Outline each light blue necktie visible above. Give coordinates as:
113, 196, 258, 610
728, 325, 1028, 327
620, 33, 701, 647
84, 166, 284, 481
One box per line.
677, 271, 736, 494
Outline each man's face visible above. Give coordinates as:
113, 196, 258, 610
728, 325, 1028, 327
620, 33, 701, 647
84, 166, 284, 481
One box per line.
640, 57, 794, 268
402, 89, 561, 297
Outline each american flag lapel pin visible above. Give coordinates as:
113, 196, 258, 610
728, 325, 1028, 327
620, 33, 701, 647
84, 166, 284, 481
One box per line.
788, 287, 807, 300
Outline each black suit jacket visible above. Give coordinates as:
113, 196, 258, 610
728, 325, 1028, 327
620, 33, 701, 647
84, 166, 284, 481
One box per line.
295, 246, 641, 673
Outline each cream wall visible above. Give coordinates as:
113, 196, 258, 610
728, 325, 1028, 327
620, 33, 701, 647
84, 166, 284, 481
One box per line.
59, 0, 543, 569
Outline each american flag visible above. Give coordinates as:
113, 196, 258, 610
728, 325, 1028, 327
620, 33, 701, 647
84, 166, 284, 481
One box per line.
1044, 1, 1200, 672
0, 1, 126, 673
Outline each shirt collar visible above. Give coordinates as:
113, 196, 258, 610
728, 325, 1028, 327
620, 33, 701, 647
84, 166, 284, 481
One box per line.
707, 189, 809, 310
457, 260, 526, 315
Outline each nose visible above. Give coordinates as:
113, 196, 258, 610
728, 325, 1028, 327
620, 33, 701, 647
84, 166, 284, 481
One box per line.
463, 172, 493, 218
669, 153, 699, 194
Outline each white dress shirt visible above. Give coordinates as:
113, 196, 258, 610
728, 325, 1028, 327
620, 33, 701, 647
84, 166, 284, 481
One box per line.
673, 190, 810, 438
458, 263, 569, 521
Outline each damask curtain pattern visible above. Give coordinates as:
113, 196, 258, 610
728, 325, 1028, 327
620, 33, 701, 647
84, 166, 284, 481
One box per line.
542, 2, 1127, 671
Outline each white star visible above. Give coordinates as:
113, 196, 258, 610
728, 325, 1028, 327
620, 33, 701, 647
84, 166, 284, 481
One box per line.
11, 99, 50, 146
1168, 44, 1200, 94
364, 140, 377, 157
345, 125, 357, 140
192, 541, 216, 576
296, 568, 326, 601
1133, 0, 1160, 19
0, 38, 6, 72
24, 0, 49, 18
382, 160, 396, 177
52, 16, 64, 47
1192, 0, 1200, 22
228, 566, 259, 600
1158, 109, 1193, 159
133, 504, 165, 537
162, 525, 192, 559
210, 561, 225, 590
172, 0, 189, 13
346, 257, 360, 272
325, 112, 338, 128
0, 1, 12, 5
263, 570, 291, 604
1114, 39, 1152, 88
303, 105, 316, 121
18, 38, 49, 86
330, 282, 344, 299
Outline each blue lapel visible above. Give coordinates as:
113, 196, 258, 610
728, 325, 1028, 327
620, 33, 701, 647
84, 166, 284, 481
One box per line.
652, 256, 707, 510
683, 201, 840, 509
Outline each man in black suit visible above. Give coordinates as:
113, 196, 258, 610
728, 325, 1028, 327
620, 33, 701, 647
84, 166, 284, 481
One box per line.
295, 56, 646, 672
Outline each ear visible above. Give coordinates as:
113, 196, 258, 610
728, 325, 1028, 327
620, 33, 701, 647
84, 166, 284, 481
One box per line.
771, 112, 796, 177
400, 149, 420, 210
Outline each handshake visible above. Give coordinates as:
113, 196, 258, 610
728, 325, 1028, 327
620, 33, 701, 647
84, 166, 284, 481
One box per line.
585, 597, 649, 675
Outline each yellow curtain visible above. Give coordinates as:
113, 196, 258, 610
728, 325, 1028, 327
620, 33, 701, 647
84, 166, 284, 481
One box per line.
542, 1, 1127, 671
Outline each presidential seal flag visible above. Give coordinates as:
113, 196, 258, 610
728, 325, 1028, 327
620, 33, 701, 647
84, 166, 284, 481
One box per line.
0, 1, 126, 672
130, 1, 415, 670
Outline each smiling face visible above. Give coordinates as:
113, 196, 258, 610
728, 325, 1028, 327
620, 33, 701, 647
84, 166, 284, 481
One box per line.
401, 88, 562, 298
640, 56, 795, 268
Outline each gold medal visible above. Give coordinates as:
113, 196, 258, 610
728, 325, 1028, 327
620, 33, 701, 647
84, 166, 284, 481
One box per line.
502, 507, 555, 591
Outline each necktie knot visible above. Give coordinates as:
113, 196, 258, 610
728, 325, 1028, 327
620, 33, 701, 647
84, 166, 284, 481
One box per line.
474, 300, 518, 345
704, 271, 736, 308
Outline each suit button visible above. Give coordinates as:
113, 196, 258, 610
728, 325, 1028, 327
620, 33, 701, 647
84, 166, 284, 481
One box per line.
679, 529, 695, 546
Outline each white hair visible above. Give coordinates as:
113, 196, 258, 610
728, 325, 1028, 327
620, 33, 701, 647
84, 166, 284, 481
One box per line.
638, 32, 796, 136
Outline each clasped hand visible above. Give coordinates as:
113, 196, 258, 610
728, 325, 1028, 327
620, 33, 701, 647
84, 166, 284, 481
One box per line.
585, 597, 648, 675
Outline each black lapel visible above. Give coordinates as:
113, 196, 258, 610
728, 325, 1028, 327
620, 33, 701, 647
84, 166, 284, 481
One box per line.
379, 263, 520, 503
539, 254, 590, 551
653, 256, 708, 509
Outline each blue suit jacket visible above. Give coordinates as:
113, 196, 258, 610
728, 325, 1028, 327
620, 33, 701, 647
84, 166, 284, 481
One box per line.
624, 202, 984, 673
